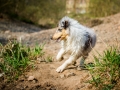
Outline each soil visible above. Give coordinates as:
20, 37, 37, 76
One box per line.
0, 13, 120, 90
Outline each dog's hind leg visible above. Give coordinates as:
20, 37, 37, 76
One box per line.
79, 54, 88, 69
56, 48, 65, 61
56, 55, 78, 73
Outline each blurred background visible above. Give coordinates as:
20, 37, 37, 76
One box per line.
0, 0, 120, 28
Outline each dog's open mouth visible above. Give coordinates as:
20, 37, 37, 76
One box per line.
57, 36, 61, 41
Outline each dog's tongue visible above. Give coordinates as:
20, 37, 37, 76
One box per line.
56, 37, 61, 42
56, 39, 61, 42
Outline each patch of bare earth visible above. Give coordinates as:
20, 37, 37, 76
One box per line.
0, 13, 120, 90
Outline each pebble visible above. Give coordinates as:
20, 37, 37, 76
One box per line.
32, 80, 37, 83
60, 74, 65, 78
28, 76, 35, 81
4, 30, 10, 33
0, 73, 4, 77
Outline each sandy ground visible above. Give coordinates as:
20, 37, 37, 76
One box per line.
0, 13, 120, 90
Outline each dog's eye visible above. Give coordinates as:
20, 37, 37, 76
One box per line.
58, 29, 62, 32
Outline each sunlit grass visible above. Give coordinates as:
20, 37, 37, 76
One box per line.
87, 46, 120, 90
0, 41, 44, 81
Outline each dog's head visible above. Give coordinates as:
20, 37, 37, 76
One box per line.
52, 17, 70, 41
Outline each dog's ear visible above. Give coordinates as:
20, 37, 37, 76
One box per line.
62, 21, 69, 29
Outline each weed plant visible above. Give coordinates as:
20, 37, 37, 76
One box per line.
0, 41, 44, 81
87, 46, 120, 90
29, 44, 44, 59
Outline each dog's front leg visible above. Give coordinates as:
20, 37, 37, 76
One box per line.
56, 48, 65, 61
56, 55, 77, 73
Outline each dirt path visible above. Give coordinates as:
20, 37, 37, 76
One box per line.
0, 13, 120, 90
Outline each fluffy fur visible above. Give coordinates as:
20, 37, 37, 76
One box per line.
52, 16, 96, 73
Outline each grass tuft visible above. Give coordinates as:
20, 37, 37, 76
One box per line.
87, 46, 120, 89
0, 41, 44, 81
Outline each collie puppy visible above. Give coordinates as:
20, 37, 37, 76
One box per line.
51, 16, 96, 73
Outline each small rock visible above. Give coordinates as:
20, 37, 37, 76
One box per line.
0, 73, 4, 77
66, 72, 76, 77
4, 30, 10, 33
28, 76, 35, 81
60, 74, 65, 78
32, 80, 37, 83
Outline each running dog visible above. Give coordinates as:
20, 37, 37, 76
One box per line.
51, 16, 96, 73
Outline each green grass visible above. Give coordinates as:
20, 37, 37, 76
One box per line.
87, 46, 120, 90
29, 44, 44, 59
88, 0, 120, 17
0, 41, 44, 81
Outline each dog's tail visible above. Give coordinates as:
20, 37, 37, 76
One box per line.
89, 29, 97, 48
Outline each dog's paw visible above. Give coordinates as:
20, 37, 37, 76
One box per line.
56, 66, 65, 73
